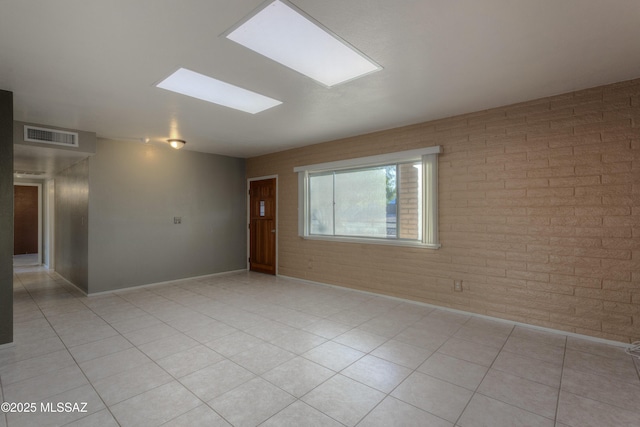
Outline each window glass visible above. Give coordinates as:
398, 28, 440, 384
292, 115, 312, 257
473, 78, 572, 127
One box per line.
309, 172, 333, 235
309, 162, 422, 241
335, 167, 389, 238
295, 146, 440, 248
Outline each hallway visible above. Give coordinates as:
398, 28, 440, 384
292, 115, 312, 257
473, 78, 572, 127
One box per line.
11, 254, 38, 268
1, 267, 639, 426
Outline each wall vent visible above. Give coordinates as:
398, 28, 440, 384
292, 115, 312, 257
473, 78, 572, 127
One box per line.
14, 170, 46, 177
24, 125, 79, 147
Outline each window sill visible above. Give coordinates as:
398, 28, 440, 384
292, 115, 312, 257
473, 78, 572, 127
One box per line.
301, 234, 441, 249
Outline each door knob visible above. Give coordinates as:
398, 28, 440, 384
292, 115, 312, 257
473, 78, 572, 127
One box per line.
271, 229, 276, 233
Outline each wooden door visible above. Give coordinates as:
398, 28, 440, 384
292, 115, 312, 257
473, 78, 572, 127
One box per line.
14, 185, 38, 255
249, 178, 276, 275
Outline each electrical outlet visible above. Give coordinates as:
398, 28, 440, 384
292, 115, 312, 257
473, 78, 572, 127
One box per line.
174, 216, 182, 224
454, 280, 463, 292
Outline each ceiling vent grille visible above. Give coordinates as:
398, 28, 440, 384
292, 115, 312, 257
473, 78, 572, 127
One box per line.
14, 170, 46, 177
24, 125, 79, 147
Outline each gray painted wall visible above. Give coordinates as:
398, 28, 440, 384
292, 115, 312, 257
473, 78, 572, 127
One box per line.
55, 159, 89, 292
88, 139, 246, 293
0, 90, 13, 345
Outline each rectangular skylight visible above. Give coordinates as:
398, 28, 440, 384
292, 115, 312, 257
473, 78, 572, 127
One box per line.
225, 0, 381, 87
156, 68, 282, 114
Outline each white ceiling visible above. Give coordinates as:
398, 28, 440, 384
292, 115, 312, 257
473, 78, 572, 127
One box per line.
2, 0, 639, 158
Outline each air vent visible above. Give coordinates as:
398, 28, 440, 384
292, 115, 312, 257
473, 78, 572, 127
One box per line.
24, 125, 79, 147
14, 170, 46, 177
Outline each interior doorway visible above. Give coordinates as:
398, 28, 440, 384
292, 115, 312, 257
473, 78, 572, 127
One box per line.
13, 183, 42, 266
248, 176, 277, 275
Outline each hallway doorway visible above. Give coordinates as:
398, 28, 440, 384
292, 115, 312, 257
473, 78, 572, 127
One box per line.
13, 183, 41, 266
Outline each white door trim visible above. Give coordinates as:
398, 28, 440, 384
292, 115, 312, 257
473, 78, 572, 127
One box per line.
13, 182, 42, 266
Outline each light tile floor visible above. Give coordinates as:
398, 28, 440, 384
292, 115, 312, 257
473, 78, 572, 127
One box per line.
11, 254, 38, 268
1, 267, 639, 427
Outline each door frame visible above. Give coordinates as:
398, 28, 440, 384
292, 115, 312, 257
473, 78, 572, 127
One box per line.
45, 179, 55, 269
247, 175, 278, 274
13, 182, 42, 266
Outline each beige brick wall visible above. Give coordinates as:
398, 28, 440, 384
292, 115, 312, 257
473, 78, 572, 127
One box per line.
247, 79, 640, 343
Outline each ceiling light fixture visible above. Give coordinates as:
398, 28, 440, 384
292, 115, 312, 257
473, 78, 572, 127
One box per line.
225, 0, 381, 87
167, 139, 186, 149
156, 68, 282, 114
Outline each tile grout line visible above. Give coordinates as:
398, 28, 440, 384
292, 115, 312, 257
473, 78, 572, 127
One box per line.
9, 268, 639, 426
65, 274, 267, 425
0, 271, 12, 427
451, 322, 516, 427
6, 270, 532, 426
12, 268, 122, 427
75, 282, 233, 426
131, 275, 347, 426
255, 302, 426, 426
7, 271, 519, 426
554, 335, 568, 427
20, 269, 211, 425
348, 308, 470, 426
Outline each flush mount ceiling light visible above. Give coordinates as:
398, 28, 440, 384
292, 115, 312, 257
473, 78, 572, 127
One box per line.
225, 0, 381, 87
167, 139, 186, 149
156, 68, 282, 114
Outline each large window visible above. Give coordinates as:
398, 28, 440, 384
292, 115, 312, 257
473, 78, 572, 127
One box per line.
295, 146, 440, 248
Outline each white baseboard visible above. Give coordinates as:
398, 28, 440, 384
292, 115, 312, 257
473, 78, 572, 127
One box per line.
0, 341, 15, 350
88, 269, 249, 296
277, 274, 633, 349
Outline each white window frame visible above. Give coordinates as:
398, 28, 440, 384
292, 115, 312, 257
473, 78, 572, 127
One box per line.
294, 146, 441, 249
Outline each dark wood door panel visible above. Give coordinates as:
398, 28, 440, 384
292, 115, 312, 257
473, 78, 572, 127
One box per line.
249, 178, 276, 275
250, 219, 275, 274
14, 185, 38, 255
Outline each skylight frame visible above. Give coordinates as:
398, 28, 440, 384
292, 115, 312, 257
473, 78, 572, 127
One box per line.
155, 67, 283, 114
223, 0, 382, 88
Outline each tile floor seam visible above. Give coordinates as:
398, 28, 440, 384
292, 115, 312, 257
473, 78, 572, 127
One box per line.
257, 367, 329, 400
256, 399, 347, 427
562, 362, 640, 386
76, 304, 170, 349
564, 348, 640, 386
559, 390, 640, 418
299, 373, 383, 426
47, 384, 113, 426
491, 348, 566, 389
263, 337, 327, 360
473, 389, 558, 422
350, 320, 462, 426
414, 332, 491, 391
8, 268, 639, 427
13, 273, 123, 427
452, 322, 516, 426
558, 366, 640, 417
6, 274, 61, 366
166, 399, 230, 427
17, 271, 215, 426
65, 293, 201, 393
354, 384, 453, 427
177, 357, 257, 401
270, 355, 373, 423
0, 377, 6, 427
144, 294, 266, 339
